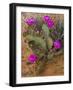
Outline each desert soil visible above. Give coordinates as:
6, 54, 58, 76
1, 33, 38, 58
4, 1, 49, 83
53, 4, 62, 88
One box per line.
21, 54, 64, 77
39, 54, 64, 76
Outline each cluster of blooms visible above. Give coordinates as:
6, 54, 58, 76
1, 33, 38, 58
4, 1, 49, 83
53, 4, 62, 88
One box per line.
24, 16, 63, 63
43, 16, 62, 49
43, 16, 54, 29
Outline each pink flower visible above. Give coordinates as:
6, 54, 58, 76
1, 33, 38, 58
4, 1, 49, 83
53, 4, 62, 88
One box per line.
43, 15, 54, 29
47, 19, 54, 28
25, 18, 37, 26
28, 54, 38, 63
53, 40, 62, 49
43, 16, 50, 23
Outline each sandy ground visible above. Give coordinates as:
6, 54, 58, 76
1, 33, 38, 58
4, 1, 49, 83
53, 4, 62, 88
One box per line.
39, 54, 64, 76
21, 54, 64, 77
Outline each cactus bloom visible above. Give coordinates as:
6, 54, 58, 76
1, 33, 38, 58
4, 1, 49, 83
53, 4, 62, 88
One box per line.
47, 19, 54, 28
53, 40, 62, 49
25, 18, 37, 26
43, 16, 50, 23
28, 54, 38, 63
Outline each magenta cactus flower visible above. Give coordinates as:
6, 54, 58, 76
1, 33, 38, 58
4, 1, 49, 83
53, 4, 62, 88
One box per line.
53, 40, 62, 49
47, 19, 54, 28
43, 16, 50, 23
28, 54, 38, 63
25, 18, 37, 26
